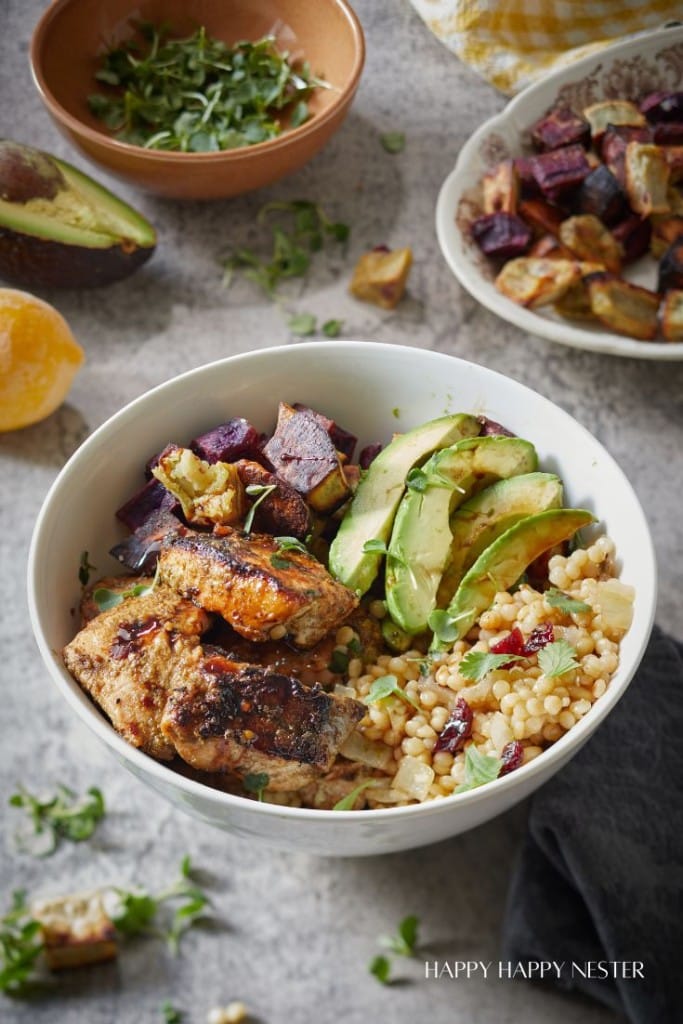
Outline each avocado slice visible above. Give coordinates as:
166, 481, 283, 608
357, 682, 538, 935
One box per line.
0, 140, 156, 288
435, 508, 595, 648
385, 437, 537, 634
437, 472, 564, 607
328, 413, 480, 595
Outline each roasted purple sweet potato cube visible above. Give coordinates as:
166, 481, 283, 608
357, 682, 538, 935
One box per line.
611, 215, 652, 263
110, 509, 183, 574
292, 404, 357, 461
470, 212, 531, 259
115, 478, 179, 532
518, 198, 566, 238
477, 415, 515, 437
658, 240, 683, 293
601, 124, 652, 186
577, 165, 627, 225
190, 417, 261, 464
359, 442, 382, 469
530, 106, 591, 152
640, 91, 683, 123
529, 144, 592, 201
653, 122, 683, 146
513, 157, 541, 198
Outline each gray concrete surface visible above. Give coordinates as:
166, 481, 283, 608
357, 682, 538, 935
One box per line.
2, 0, 678, 1020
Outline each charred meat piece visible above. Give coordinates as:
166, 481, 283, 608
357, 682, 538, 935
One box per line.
292, 404, 357, 461
528, 144, 592, 201
262, 403, 351, 513
203, 618, 338, 684
235, 459, 310, 539
190, 417, 262, 464
576, 165, 626, 225
159, 528, 358, 648
530, 106, 591, 152
611, 214, 652, 264
161, 652, 364, 790
640, 91, 683, 124
63, 586, 210, 760
110, 508, 184, 574
470, 212, 531, 259
116, 478, 179, 532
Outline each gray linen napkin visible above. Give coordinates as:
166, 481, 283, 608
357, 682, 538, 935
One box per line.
501, 625, 683, 1024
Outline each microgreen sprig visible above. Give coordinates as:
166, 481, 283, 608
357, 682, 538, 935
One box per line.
454, 745, 503, 794
365, 674, 421, 712
111, 855, 208, 954
9, 785, 106, 857
243, 483, 277, 534
243, 773, 270, 802
0, 891, 44, 994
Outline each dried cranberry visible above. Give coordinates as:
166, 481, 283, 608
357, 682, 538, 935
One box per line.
522, 624, 554, 654
499, 740, 524, 776
433, 697, 473, 755
490, 627, 524, 657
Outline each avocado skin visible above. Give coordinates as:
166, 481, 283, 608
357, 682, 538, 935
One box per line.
0, 225, 153, 288
385, 436, 538, 634
436, 508, 595, 648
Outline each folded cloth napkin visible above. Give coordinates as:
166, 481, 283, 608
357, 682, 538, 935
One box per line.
501, 625, 683, 1024
409, 0, 682, 93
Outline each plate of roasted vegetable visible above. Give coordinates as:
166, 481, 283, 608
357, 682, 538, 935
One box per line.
437, 24, 683, 358
28, 343, 655, 855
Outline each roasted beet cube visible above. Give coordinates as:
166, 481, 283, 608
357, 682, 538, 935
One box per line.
653, 122, 683, 146
658, 240, 683, 293
611, 215, 652, 263
601, 124, 652, 185
190, 417, 261, 464
359, 442, 382, 469
518, 198, 566, 237
292, 404, 357, 461
470, 212, 531, 259
110, 509, 183, 574
115, 478, 179, 532
576, 165, 626, 225
529, 144, 591, 200
477, 415, 515, 437
640, 91, 683, 123
530, 106, 591, 152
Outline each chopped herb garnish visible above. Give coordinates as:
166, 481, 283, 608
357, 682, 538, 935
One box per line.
78, 550, 97, 587
380, 131, 406, 154
243, 483, 277, 534
537, 639, 580, 678
365, 674, 421, 712
348, 636, 362, 656
88, 25, 321, 151
332, 779, 380, 810
544, 588, 591, 614
392, 407, 400, 418
455, 745, 503, 794
322, 318, 343, 338
93, 561, 161, 612
270, 553, 293, 570
275, 536, 310, 555
0, 891, 43, 994
243, 773, 270, 801
111, 856, 208, 954
161, 1001, 183, 1023
369, 953, 392, 984
328, 649, 350, 674
406, 467, 452, 493
380, 914, 420, 957
288, 312, 317, 337
458, 650, 525, 682
9, 785, 105, 857
427, 608, 470, 646
362, 538, 388, 555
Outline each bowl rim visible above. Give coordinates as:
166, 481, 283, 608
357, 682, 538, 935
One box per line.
29, 0, 365, 162
27, 341, 657, 821
435, 23, 683, 361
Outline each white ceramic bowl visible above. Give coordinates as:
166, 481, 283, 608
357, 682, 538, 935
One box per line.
436, 24, 683, 360
28, 343, 656, 855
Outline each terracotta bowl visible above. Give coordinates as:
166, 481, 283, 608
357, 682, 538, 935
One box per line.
30, 0, 365, 199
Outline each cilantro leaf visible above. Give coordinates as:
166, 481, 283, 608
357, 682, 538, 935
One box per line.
328, 649, 350, 674
0, 891, 44, 994
243, 773, 270, 801
288, 312, 317, 337
243, 483, 277, 534
322, 319, 343, 338
427, 608, 470, 646
365, 674, 421, 712
270, 553, 293, 570
369, 954, 392, 984
537, 639, 580, 678
544, 588, 591, 614
381, 914, 420, 956
458, 650, 525, 682
362, 538, 388, 555
10, 785, 106, 857
380, 131, 405, 154
93, 562, 161, 612
332, 779, 381, 811
275, 536, 310, 555
78, 550, 97, 587
455, 745, 503, 794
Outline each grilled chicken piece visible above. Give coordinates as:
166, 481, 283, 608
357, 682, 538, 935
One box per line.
63, 585, 210, 760
161, 651, 364, 790
204, 619, 337, 684
79, 575, 150, 626
159, 528, 358, 648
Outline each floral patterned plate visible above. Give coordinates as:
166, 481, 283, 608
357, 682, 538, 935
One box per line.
436, 24, 683, 359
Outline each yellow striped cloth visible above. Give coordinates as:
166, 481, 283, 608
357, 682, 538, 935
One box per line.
409, 0, 681, 94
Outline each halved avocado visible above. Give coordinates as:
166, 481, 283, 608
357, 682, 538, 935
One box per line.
0, 140, 156, 287
385, 437, 538, 634
437, 472, 564, 606
435, 508, 595, 648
